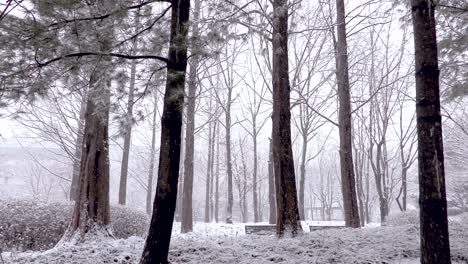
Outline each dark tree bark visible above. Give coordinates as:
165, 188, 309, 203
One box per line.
139, 0, 190, 262
411, 1, 451, 263
181, 0, 200, 233
146, 93, 158, 215
268, 137, 276, 224
62, 2, 114, 240
64, 59, 112, 240
272, 0, 300, 237
335, 0, 360, 228
70, 86, 87, 201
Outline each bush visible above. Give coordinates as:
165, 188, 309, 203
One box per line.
0, 199, 149, 251
384, 210, 419, 226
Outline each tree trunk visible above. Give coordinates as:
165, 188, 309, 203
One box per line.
268, 138, 276, 224
239, 139, 248, 223
146, 94, 158, 215
63, 58, 112, 241
252, 125, 259, 222
411, 1, 451, 263
118, 11, 141, 206
215, 120, 220, 223
175, 120, 184, 222
203, 122, 212, 224
140, 0, 190, 262
181, 0, 200, 233
272, 0, 300, 237
335, 0, 360, 228
210, 120, 216, 221
70, 86, 87, 201
299, 134, 307, 220
118, 58, 136, 205
225, 87, 233, 224
62, 4, 113, 239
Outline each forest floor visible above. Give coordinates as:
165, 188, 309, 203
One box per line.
3, 214, 468, 264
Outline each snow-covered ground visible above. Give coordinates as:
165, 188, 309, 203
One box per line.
2, 219, 467, 264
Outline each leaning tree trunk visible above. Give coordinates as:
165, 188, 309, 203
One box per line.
335, 0, 360, 228
272, 0, 300, 237
140, 0, 190, 262
411, 1, 451, 263
181, 0, 200, 233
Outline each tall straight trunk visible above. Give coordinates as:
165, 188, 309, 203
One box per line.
365, 162, 371, 223
239, 139, 248, 223
140, 0, 190, 262
225, 88, 233, 224
258, 177, 263, 221
118, 58, 137, 205
181, 0, 200, 233
146, 94, 158, 215
268, 138, 276, 224
203, 122, 213, 223
209, 120, 216, 220
335, 0, 360, 228
411, 1, 451, 263
118, 12, 141, 205
402, 167, 407, 211
252, 125, 259, 222
299, 134, 307, 220
176, 120, 184, 222
215, 120, 220, 223
272, 0, 300, 237
70, 86, 87, 201
354, 150, 365, 226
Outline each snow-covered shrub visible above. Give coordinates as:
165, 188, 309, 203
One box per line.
0, 199, 149, 251
0, 199, 72, 251
384, 210, 419, 226
111, 205, 149, 239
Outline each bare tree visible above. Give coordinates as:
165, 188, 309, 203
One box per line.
213, 38, 245, 224
335, 0, 360, 228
